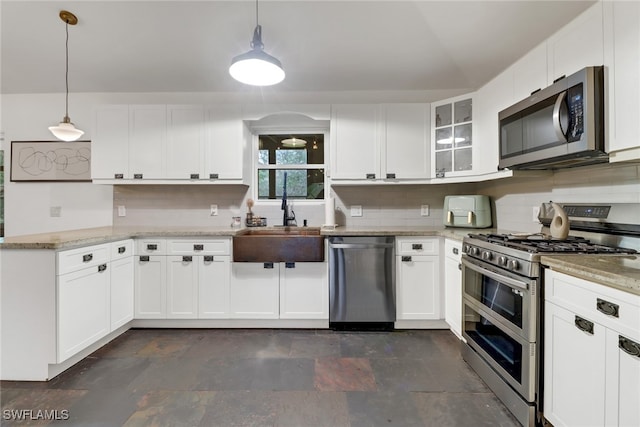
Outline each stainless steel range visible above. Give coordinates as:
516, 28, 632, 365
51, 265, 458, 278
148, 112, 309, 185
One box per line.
460, 202, 640, 427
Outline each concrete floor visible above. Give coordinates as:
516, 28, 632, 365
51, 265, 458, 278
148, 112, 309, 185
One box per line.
1, 329, 519, 426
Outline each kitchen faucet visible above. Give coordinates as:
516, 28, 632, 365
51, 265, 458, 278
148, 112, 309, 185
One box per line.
281, 172, 296, 226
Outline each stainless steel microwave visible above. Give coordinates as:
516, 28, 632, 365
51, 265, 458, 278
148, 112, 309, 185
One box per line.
498, 66, 606, 170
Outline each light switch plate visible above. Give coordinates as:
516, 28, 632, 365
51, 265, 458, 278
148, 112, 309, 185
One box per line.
117, 205, 126, 217
420, 205, 430, 216
350, 205, 363, 217
50, 206, 61, 217
210, 204, 218, 216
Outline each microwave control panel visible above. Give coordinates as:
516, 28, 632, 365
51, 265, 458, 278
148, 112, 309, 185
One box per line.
567, 83, 584, 141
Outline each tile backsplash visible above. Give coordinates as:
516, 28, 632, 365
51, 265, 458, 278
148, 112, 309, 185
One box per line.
113, 162, 640, 232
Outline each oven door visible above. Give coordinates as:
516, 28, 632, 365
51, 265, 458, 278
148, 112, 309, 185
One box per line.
461, 255, 537, 341
463, 301, 537, 401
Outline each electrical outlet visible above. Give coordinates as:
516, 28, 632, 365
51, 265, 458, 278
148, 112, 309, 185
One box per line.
420, 205, 430, 216
210, 204, 218, 216
117, 205, 126, 217
532, 206, 540, 222
350, 205, 363, 217
50, 206, 61, 217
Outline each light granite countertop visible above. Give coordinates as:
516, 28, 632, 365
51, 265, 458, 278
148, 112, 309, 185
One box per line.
0, 225, 483, 250
541, 255, 640, 296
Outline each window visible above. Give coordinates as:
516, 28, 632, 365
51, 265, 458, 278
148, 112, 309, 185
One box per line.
257, 134, 325, 200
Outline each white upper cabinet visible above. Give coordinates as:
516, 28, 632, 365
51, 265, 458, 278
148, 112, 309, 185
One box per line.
205, 105, 245, 180
129, 105, 167, 180
604, 1, 640, 161
511, 42, 548, 103
547, 2, 604, 84
382, 104, 430, 179
330, 103, 430, 182
92, 105, 130, 180
431, 94, 475, 178
330, 104, 380, 180
165, 105, 205, 180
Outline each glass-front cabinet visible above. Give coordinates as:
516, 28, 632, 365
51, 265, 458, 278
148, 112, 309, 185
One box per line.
431, 94, 474, 178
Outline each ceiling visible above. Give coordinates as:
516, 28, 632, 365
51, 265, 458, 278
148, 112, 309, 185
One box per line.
1, 0, 596, 95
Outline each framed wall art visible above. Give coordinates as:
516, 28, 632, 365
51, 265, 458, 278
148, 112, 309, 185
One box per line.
10, 140, 91, 182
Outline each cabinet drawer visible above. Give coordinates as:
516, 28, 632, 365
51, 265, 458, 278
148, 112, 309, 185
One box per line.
111, 239, 134, 261
444, 239, 462, 261
57, 243, 110, 275
167, 238, 230, 255
396, 237, 439, 256
136, 239, 167, 255
545, 269, 640, 338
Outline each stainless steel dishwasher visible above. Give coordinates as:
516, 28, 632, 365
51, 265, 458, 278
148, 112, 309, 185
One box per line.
328, 236, 396, 330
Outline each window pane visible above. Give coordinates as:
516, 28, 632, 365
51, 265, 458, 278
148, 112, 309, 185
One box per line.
435, 104, 452, 127
258, 170, 269, 198
276, 149, 307, 165
276, 170, 306, 197
258, 149, 269, 165
257, 168, 324, 200
454, 98, 472, 123
435, 128, 452, 149
454, 147, 473, 171
454, 123, 472, 148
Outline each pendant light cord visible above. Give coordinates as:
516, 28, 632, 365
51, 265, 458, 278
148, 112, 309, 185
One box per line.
64, 19, 70, 119
255, 0, 259, 28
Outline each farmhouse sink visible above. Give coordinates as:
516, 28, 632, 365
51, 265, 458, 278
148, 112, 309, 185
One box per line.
233, 227, 324, 262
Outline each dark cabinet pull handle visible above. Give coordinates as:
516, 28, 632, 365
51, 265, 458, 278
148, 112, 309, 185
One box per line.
366, 173, 376, 179
264, 262, 274, 269
114, 173, 124, 179
285, 262, 295, 269
118, 246, 126, 254
203, 256, 214, 262
134, 173, 143, 179
209, 173, 219, 179
83, 254, 93, 262
412, 244, 423, 250
596, 298, 619, 318
386, 173, 396, 179
193, 244, 204, 251
453, 247, 459, 255
140, 256, 150, 262
182, 256, 192, 262
402, 256, 412, 262
190, 173, 200, 179
98, 264, 107, 272
147, 244, 158, 251
458, 263, 462, 270
574, 315, 594, 335
619, 336, 640, 358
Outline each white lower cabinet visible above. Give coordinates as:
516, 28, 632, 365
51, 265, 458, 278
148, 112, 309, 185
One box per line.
395, 237, 441, 320
110, 255, 135, 330
443, 239, 463, 338
166, 255, 199, 318
135, 255, 167, 319
230, 263, 280, 319
199, 256, 231, 319
280, 262, 328, 319
544, 269, 640, 427
57, 260, 111, 363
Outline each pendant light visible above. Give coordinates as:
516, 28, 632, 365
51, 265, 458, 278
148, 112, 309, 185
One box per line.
48, 10, 84, 142
229, 0, 285, 86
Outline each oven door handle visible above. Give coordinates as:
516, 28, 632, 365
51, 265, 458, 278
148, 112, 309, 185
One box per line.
462, 257, 529, 291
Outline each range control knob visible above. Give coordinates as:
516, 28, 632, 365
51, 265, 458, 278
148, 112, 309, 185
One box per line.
463, 244, 471, 254
482, 251, 493, 261
498, 256, 508, 266
507, 259, 520, 271
471, 247, 481, 256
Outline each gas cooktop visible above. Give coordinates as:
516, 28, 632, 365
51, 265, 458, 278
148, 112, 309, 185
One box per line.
467, 233, 638, 255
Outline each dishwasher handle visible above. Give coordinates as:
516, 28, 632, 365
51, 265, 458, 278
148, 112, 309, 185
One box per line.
330, 243, 394, 249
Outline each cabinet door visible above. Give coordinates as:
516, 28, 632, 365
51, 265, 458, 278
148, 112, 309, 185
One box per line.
129, 105, 166, 180
166, 105, 205, 180
110, 256, 134, 330
396, 255, 440, 320
606, 330, 640, 427
547, 2, 604, 84
431, 95, 474, 178
230, 263, 279, 319
57, 264, 110, 362
382, 104, 430, 179
166, 255, 198, 319
205, 105, 244, 180
134, 255, 166, 319
512, 42, 548, 102
198, 255, 230, 319
443, 241, 462, 338
92, 105, 129, 180
606, 1, 640, 157
330, 104, 380, 179
544, 301, 606, 427
280, 262, 328, 319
